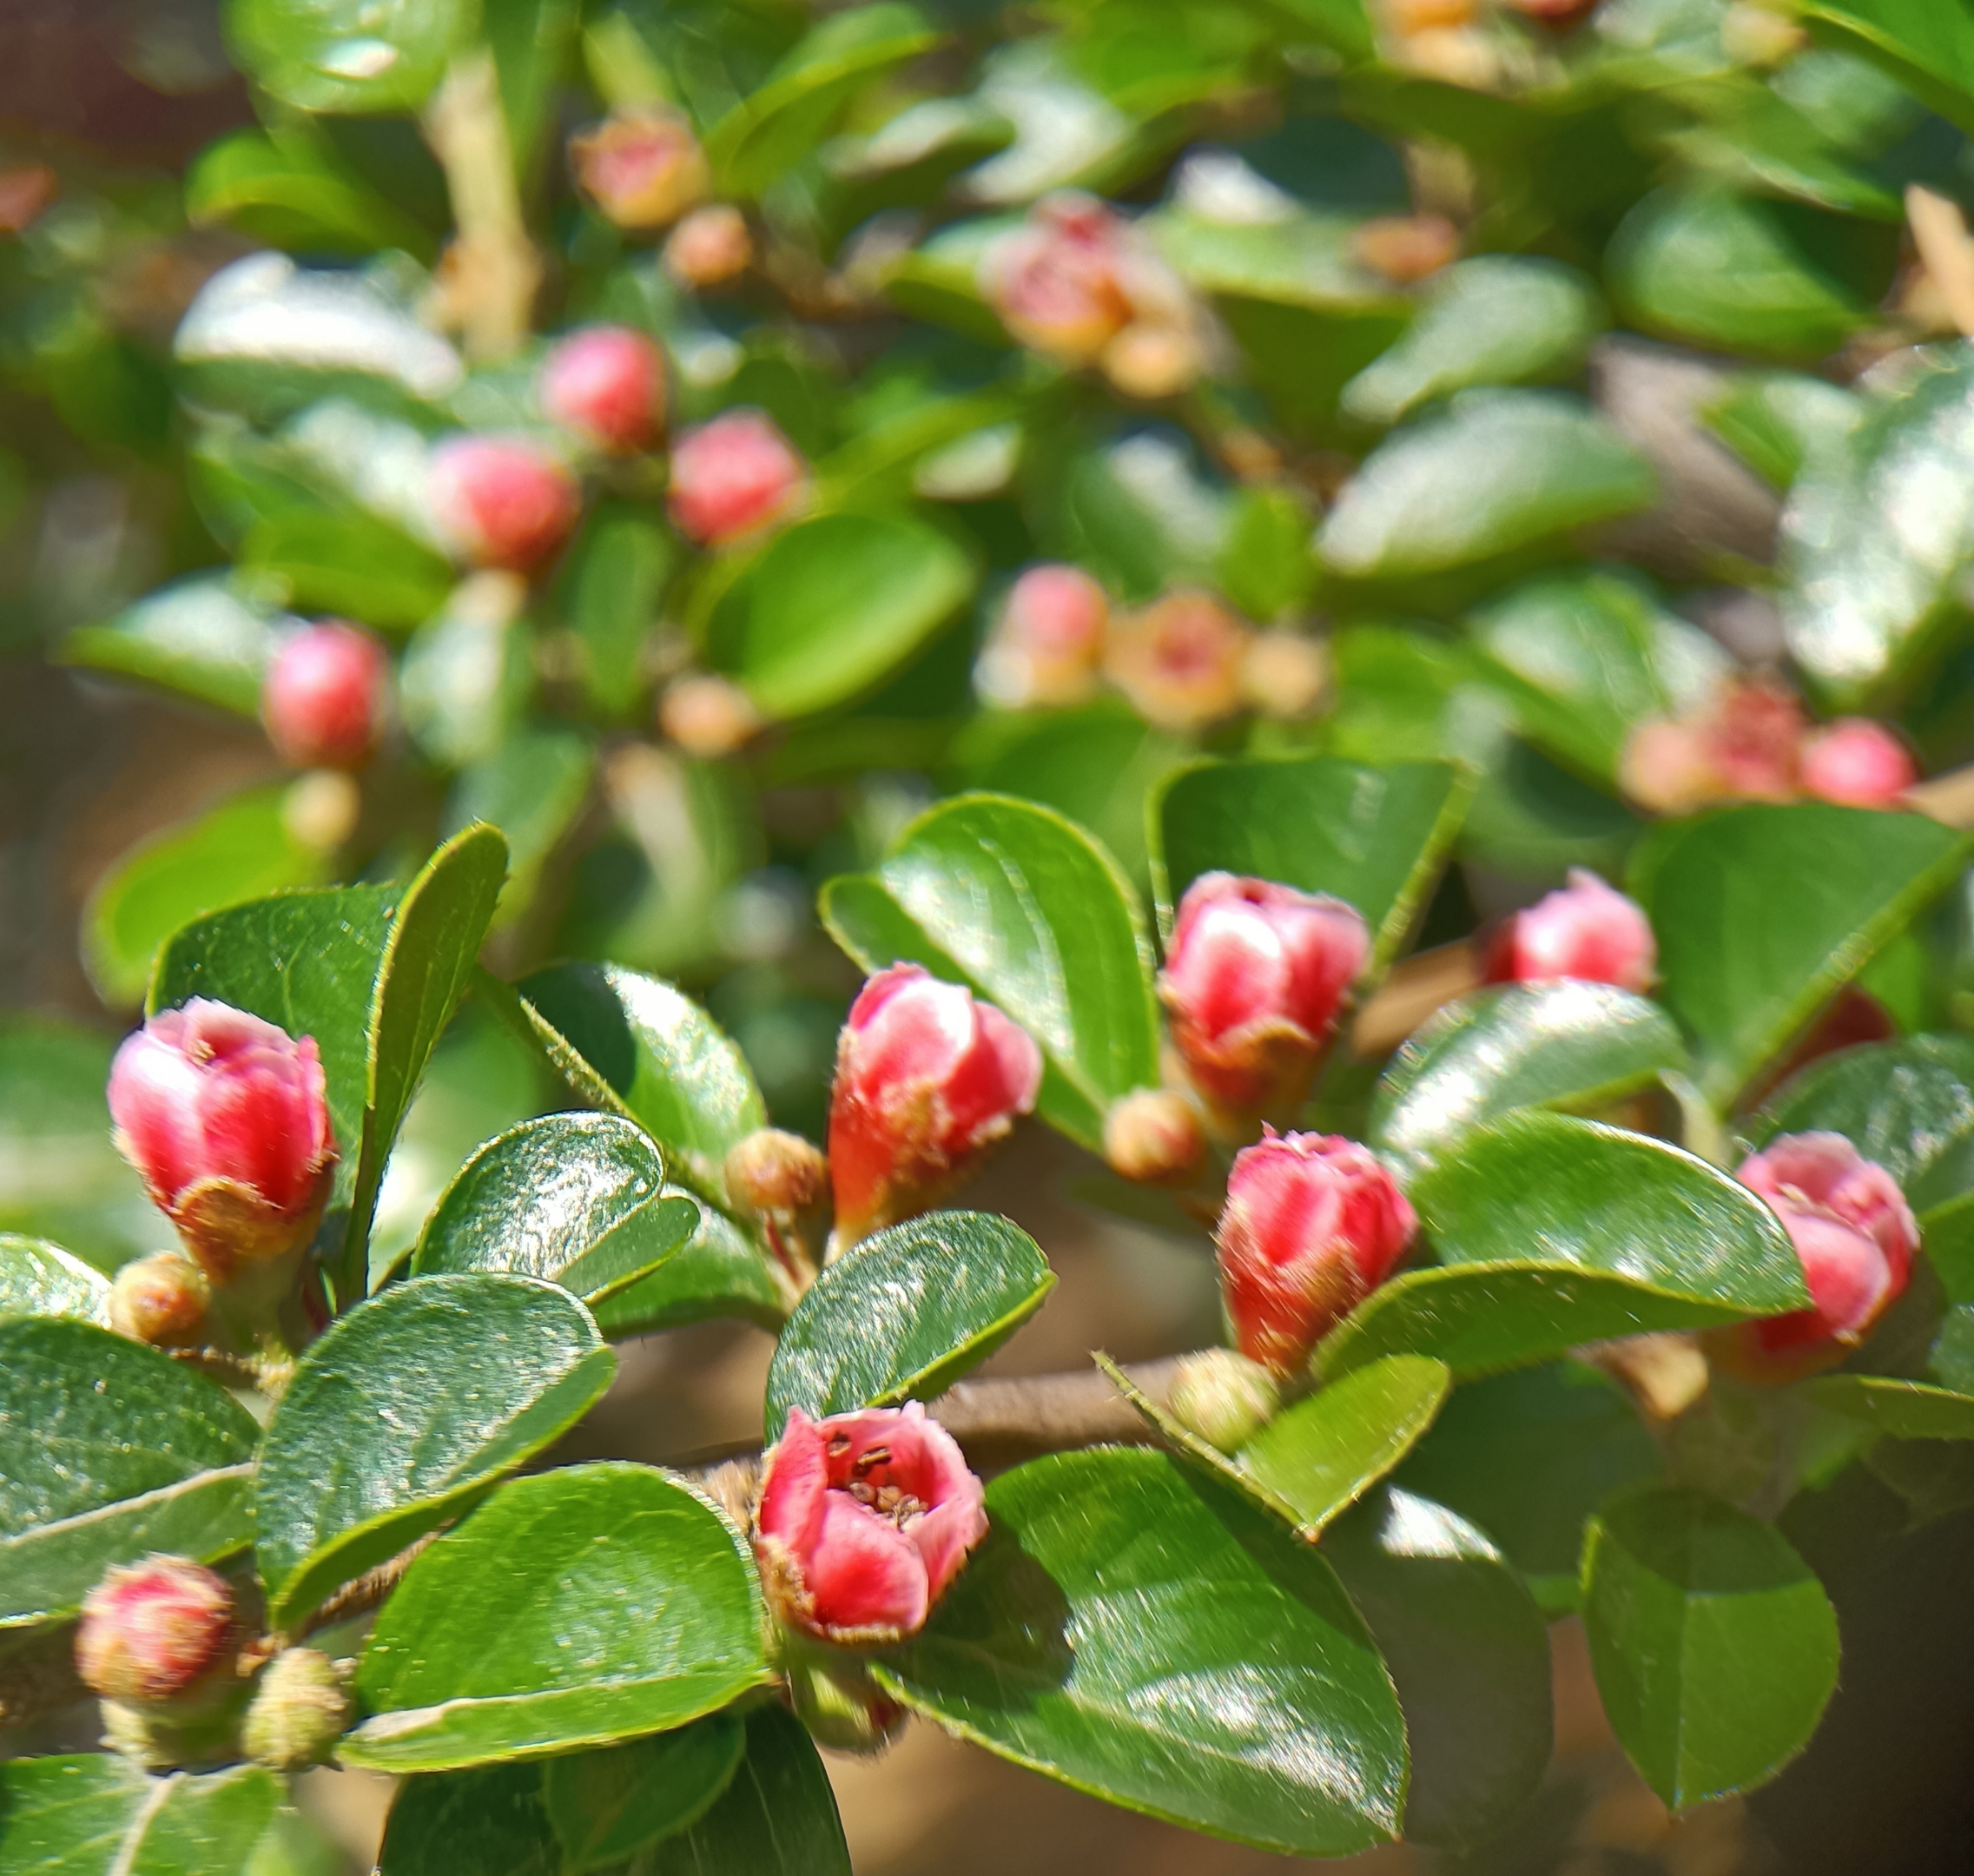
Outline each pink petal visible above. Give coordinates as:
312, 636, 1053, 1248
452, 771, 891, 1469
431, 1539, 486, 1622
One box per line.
804, 1492, 929, 1635
757, 1408, 829, 1555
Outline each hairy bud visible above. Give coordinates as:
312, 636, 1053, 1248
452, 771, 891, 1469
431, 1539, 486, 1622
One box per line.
570, 109, 710, 230
76, 1559, 237, 1707
1103, 591, 1250, 730
1799, 718, 1917, 808
109, 1252, 210, 1349
756, 1403, 987, 1645
974, 564, 1110, 710
657, 673, 762, 757
1167, 1348, 1281, 1452
1217, 1130, 1417, 1375
666, 409, 807, 546
1103, 1089, 1206, 1186
262, 621, 387, 770
539, 325, 667, 455
109, 1001, 335, 1283
726, 1128, 829, 1215
429, 436, 580, 574
827, 965, 1042, 1245
664, 204, 754, 289
242, 1648, 352, 1771
1159, 874, 1370, 1113
1483, 869, 1656, 994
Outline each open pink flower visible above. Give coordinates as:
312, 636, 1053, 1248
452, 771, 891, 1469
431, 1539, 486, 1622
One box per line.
1217, 1130, 1416, 1375
109, 1001, 336, 1280
1734, 1132, 1917, 1365
827, 965, 1041, 1244
1160, 874, 1370, 1113
756, 1403, 987, 1644
1484, 869, 1656, 994
666, 410, 807, 546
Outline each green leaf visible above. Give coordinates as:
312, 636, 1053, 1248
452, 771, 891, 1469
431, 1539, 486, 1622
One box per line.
0, 1318, 259, 1627
1779, 347, 1974, 708
638, 1705, 850, 1874
824, 794, 1159, 1152
347, 1462, 770, 1772
708, 4, 942, 198
375, 1761, 562, 1876
0, 1758, 285, 1876
875, 1447, 1408, 1857
256, 1273, 616, 1629
411, 1113, 699, 1304
1099, 1352, 1449, 1542
1701, 368, 1863, 492
1800, 0, 1974, 135
83, 785, 334, 1010
1370, 983, 1690, 1179
1317, 391, 1657, 583
543, 1714, 746, 1869
554, 505, 677, 722
588, 1198, 788, 1338
704, 512, 973, 720
187, 127, 438, 258
240, 508, 455, 632
1151, 756, 1471, 979
1324, 1486, 1553, 1850
339, 825, 507, 1302
1342, 256, 1605, 426
150, 882, 397, 1211
445, 730, 593, 934
1581, 1485, 1839, 1811
1802, 1374, 1974, 1440
1630, 803, 1971, 1107
0, 1235, 110, 1324
516, 964, 767, 1209
1394, 1361, 1662, 1615
61, 576, 275, 718
224, 0, 478, 115
1609, 184, 1890, 362
764, 1212, 1053, 1439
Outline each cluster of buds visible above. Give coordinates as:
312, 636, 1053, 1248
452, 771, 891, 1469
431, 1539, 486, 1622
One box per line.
666, 409, 809, 547
1483, 869, 1657, 994
975, 574, 1327, 729
262, 622, 389, 773
1726, 1132, 1918, 1376
980, 193, 1211, 400
1621, 676, 1917, 816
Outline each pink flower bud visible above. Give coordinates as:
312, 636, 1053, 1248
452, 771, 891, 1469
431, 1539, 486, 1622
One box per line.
1103, 1088, 1207, 1186
981, 194, 1136, 365
827, 964, 1042, 1244
756, 1401, 987, 1644
539, 325, 667, 455
726, 1127, 829, 1215
76, 1559, 238, 1705
974, 564, 1110, 709
109, 1001, 336, 1281
1103, 591, 1251, 730
570, 109, 710, 231
666, 410, 807, 546
1800, 718, 1917, 808
657, 672, 761, 756
1217, 1130, 1418, 1375
664, 204, 753, 289
1621, 677, 1805, 814
429, 436, 581, 573
262, 621, 388, 770
109, 1252, 210, 1348
1483, 869, 1656, 994
1733, 1132, 1918, 1367
1159, 874, 1370, 1113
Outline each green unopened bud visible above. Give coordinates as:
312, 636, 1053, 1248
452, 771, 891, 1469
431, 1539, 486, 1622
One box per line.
782, 1642, 908, 1756
243, 1648, 352, 1771
1168, 1349, 1281, 1453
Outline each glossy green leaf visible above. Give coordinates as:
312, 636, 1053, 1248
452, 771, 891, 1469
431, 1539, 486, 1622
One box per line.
543, 1714, 746, 1869
1151, 756, 1470, 978
1800, 0, 1974, 135
823, 794, 1159, 1151
61, 575, 276, 718
256, 1273, 616, 1628
588, 1197, 788, 1338
555, 505, 677, 722
1395, 1361, 1661, 1614
708, 5, 941, 198
187, 127, 437, 258
0, 1235, 111, 1324
0, 1318, 258, 1627
411, 1113, 698, 1303
517, 963, 766, 1209
347, 1462, 770, 1772
1630, 803, 1970, 1106
1342, 256, 1604, 426
150, 882, 397, 1210
225, 0, 477, 115
1802, 1374, 1974, 1440
1581, 1485, 1839, 1811
1370, 983, 1689, 1178
83, 785, 333, 1009
765, 1212, 1053, 1438
374, 1761, 562, 1876
0, 1757, 286, 1876
240, 508, 454, 631
1324, 1486, 1553, 1850
1318, 391, 1657, 582
704, 512, 973, 720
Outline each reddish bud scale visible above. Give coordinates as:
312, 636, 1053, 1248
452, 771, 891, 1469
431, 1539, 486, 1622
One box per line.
539, 325, 667, 454
262, 621, 388, 770
827, 965, 1041, 1245
429, 436, 580, 574
76, 1559, 237, 1706
1483, 869, 1656, 994
666, 410, 807, 546
1217, 1130, 1417, 1376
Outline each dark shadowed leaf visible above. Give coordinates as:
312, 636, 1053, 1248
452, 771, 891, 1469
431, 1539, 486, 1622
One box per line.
543, 1714, 746, 1869
1803, 1374, 1974, 1440
640, 1705, 851, 1874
